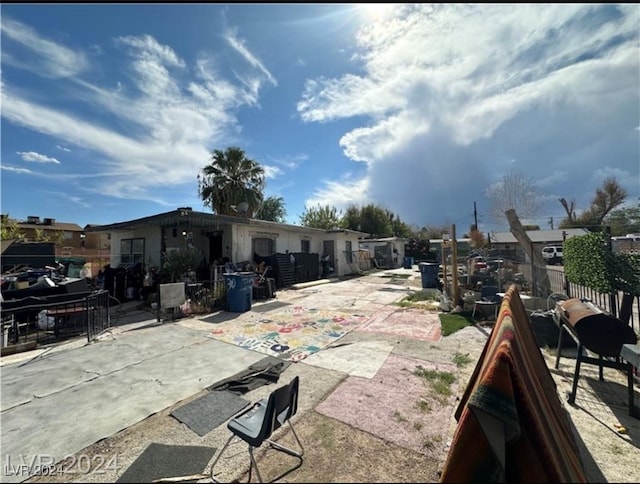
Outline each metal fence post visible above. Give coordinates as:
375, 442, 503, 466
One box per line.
605, 225, 617, 317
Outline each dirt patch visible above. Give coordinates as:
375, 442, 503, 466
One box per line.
237, 410, 441, 483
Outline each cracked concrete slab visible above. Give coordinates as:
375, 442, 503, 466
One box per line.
303, 340, 394, 378
1, 325, 264, 483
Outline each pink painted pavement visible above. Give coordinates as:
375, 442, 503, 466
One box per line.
315, 354, 458, 456
356, 307, 442, 341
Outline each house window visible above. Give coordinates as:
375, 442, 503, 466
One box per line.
64, 231, 73, 240
253, 238, 274, 257
301, 240, 310, 253
121, 238, 145, 264
345, 240, 353, 263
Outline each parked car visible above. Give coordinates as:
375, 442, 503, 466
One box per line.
542, 245, 563, 265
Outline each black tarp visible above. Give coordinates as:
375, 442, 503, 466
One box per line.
1, 241, 56, 272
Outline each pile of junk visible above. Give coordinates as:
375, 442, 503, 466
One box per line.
1, 240, 101, 352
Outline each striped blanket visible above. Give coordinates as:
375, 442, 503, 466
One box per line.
440, 284, 586, 483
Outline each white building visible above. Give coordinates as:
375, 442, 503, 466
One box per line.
85, 207, 367, 283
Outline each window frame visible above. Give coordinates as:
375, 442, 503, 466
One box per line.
121, 237, 145, 264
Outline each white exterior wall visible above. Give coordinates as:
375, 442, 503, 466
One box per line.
108, 221, 363, 277
325, 232, 363, 277
232, 224, 334, 262
229, 224, 362, 277
109, 226, 162, 267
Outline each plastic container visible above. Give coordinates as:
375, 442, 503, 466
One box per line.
418, 262, 439, 289
403, 256, 414, 269
223, 272, 254, 312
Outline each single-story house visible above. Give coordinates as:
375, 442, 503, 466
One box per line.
85, 207, 367, 280
488, 228, 590, 262
358, 237, 407, 268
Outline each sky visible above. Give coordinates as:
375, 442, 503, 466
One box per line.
1, 3, 639, 236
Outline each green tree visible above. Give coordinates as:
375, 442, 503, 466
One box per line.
340, 203, 410, 238
341, 204, 361, 231
0, 216, 26, 241
605, 205, 640, 236
299, 204, 342, 229
255, 196, 287, 223
198, 146, 265, 217
32, 228, 64, 244
559, 177, 628, 229
360, 204, 393, 237
384, 208, 411, 238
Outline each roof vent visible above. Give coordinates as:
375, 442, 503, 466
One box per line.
43, 218, 55, 225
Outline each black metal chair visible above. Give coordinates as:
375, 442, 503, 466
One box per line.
210, 376, 304, 483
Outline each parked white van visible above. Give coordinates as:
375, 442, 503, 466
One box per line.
542, 245, 563, 265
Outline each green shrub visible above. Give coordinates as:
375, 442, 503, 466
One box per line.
564, 232, 640, 296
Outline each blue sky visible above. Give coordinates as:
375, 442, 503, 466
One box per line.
1, 4, 639, 235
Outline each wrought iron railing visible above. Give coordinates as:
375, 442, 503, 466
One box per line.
1, 289, 112, 351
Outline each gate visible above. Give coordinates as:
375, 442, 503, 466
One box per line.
86, 290, 111, 341
1, 289, 112, 353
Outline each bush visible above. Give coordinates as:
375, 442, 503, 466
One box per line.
564, 232, 640, 296
161, 248, 203, 282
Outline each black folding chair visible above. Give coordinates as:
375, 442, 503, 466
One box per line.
210, 376, 304, 483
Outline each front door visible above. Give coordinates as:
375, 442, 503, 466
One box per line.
323, 240, 335, 275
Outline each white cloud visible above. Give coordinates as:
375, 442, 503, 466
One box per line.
305, 176, 370, 213
536, 171, 569, 189
16, 151, 61, 164
1, 25, 277, 204
224, 27, 277, 87
297, 4, 639, 227
263, 165, 283, 179
266, 154, 307, 170
40, 190, 91, 208
116, 34, 185, 68
0, 17, 88, 78
593, 167, 631, 181
56, 145, 71, 152
1, 165, 33, 174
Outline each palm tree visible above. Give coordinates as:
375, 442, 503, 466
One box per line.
198, 146, 265, 217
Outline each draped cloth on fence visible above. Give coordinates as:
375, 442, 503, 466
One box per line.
440, 284, 586, 483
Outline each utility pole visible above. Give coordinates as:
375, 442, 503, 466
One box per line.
451, 224, 459, 307
549, 217, 554, 230
473, 201, 478, 230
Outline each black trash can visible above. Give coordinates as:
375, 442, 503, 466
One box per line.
418, 262, 439, 289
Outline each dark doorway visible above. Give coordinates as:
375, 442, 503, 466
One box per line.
208, 233, 223, 263
323, 240, 335, 276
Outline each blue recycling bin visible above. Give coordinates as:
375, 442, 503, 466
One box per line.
223, 272, 254, 312
418, 262, 439, 289
403, 256, 414, 269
